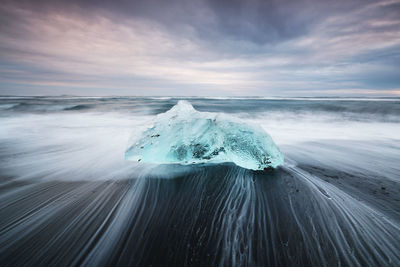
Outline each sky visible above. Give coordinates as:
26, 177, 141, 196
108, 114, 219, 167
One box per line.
0, 0, 399, 96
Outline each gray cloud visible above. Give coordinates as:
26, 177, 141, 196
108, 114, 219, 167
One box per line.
0, 0, 399, 96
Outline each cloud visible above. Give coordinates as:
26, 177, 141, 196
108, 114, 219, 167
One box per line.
0, 0, 399, 95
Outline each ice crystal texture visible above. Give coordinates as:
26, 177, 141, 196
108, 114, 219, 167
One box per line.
125, 101, 283, 170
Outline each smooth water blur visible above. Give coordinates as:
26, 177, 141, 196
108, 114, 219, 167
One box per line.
1, 96, 400, 266
1, 96, 399, 182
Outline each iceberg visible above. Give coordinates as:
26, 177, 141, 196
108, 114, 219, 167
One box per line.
125, 101, 284, 170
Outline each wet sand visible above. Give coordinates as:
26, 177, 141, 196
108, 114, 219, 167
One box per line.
1, 97, 399, 266
1, 163, 399, 266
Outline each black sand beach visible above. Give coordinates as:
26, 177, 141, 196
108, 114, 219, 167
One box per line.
1, 97, 399, 266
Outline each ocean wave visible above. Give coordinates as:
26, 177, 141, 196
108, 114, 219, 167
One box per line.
0, 104, 18, 110
63, 104, 92, 111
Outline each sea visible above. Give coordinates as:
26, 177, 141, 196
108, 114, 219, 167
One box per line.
0, 96, 399, 266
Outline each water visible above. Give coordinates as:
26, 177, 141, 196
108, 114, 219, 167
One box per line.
0, 96, 399, 266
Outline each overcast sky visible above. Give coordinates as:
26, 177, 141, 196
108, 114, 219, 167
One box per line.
1, 0, 399, 96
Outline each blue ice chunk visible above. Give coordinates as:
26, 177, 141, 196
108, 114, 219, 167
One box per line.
125, 101, 284, 170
